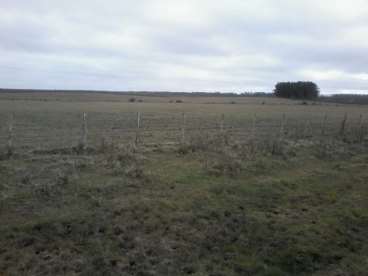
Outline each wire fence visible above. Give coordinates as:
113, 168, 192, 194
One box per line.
0, 111, 366, 152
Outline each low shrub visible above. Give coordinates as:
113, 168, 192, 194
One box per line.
204, 151, 242, 177
177, 131, 231, 155
103, 144, 145, 179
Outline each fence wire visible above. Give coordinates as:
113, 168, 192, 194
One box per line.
0, 111, 366, 151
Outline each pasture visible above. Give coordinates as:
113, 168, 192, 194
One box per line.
0, 92, 368, 275
0, 92, 367, 149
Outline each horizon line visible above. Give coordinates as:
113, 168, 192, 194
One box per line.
1, 87, 368, 96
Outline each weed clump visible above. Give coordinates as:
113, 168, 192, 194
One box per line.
177, 131, 230, 155
98, 136, 115, 154
313, 139, 354, 160
204, 150, 242, 177
0, 147, 14, 160
103, 144, 145, 179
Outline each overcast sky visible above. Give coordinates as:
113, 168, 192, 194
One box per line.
1, 0, 368, 93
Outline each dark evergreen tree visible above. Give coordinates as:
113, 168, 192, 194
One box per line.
274, 82, 319, 99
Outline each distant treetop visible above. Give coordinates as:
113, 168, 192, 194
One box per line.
274, 82, 319, 99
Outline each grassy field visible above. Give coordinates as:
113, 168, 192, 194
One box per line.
1, 92, 368, 275
0, 92, 367, 149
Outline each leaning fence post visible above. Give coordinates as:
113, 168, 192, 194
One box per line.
181, 112, 186, 144
135, 112, 141, 146
339, 113, 348, 137
7, 114, 14, 156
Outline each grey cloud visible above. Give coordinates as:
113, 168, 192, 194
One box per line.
0, 0, 367, 93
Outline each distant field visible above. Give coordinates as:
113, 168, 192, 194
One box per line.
0, 91, 282, 104
1, 92, 368, 275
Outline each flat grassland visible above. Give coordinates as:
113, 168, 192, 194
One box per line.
0, 92, 368, 276
0, 92, 367, 148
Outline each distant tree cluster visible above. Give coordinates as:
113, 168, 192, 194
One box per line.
274, 82, 319, 99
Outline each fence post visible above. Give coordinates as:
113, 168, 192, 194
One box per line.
357, 114, 364, 143
303, 120, 312, 138
251, 113, 257, 139
181, 112, 186, 144
80, 112, 88, 150
220, 114, 225, 133
321, 114, 328, 136
7, 114, 14, 156
279, 113, 286, 138
249, 113, 258, 154
272, 113, 286, 155
135, 112, 141, 146
339, 113, 348, 137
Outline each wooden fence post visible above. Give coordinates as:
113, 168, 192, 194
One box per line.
251, 113, 257, 139
339, 113, 348, 137
272, 114, 286, 155
303, 120, 313, 138
357, 114, 364, 143
279, 113, 286, 139
321, 114, 328, 136
7, 114, 14, 156
80, 112, 88, 150
135, 112, 141, 146
181, 112, 186, 144
220, 114, 225, 133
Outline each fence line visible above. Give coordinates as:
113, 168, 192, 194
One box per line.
1, 111, 366, 151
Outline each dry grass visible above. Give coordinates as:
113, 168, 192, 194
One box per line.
1, 92, 368, 275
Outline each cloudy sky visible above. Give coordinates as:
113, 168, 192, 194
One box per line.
1, 0, 368, 93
